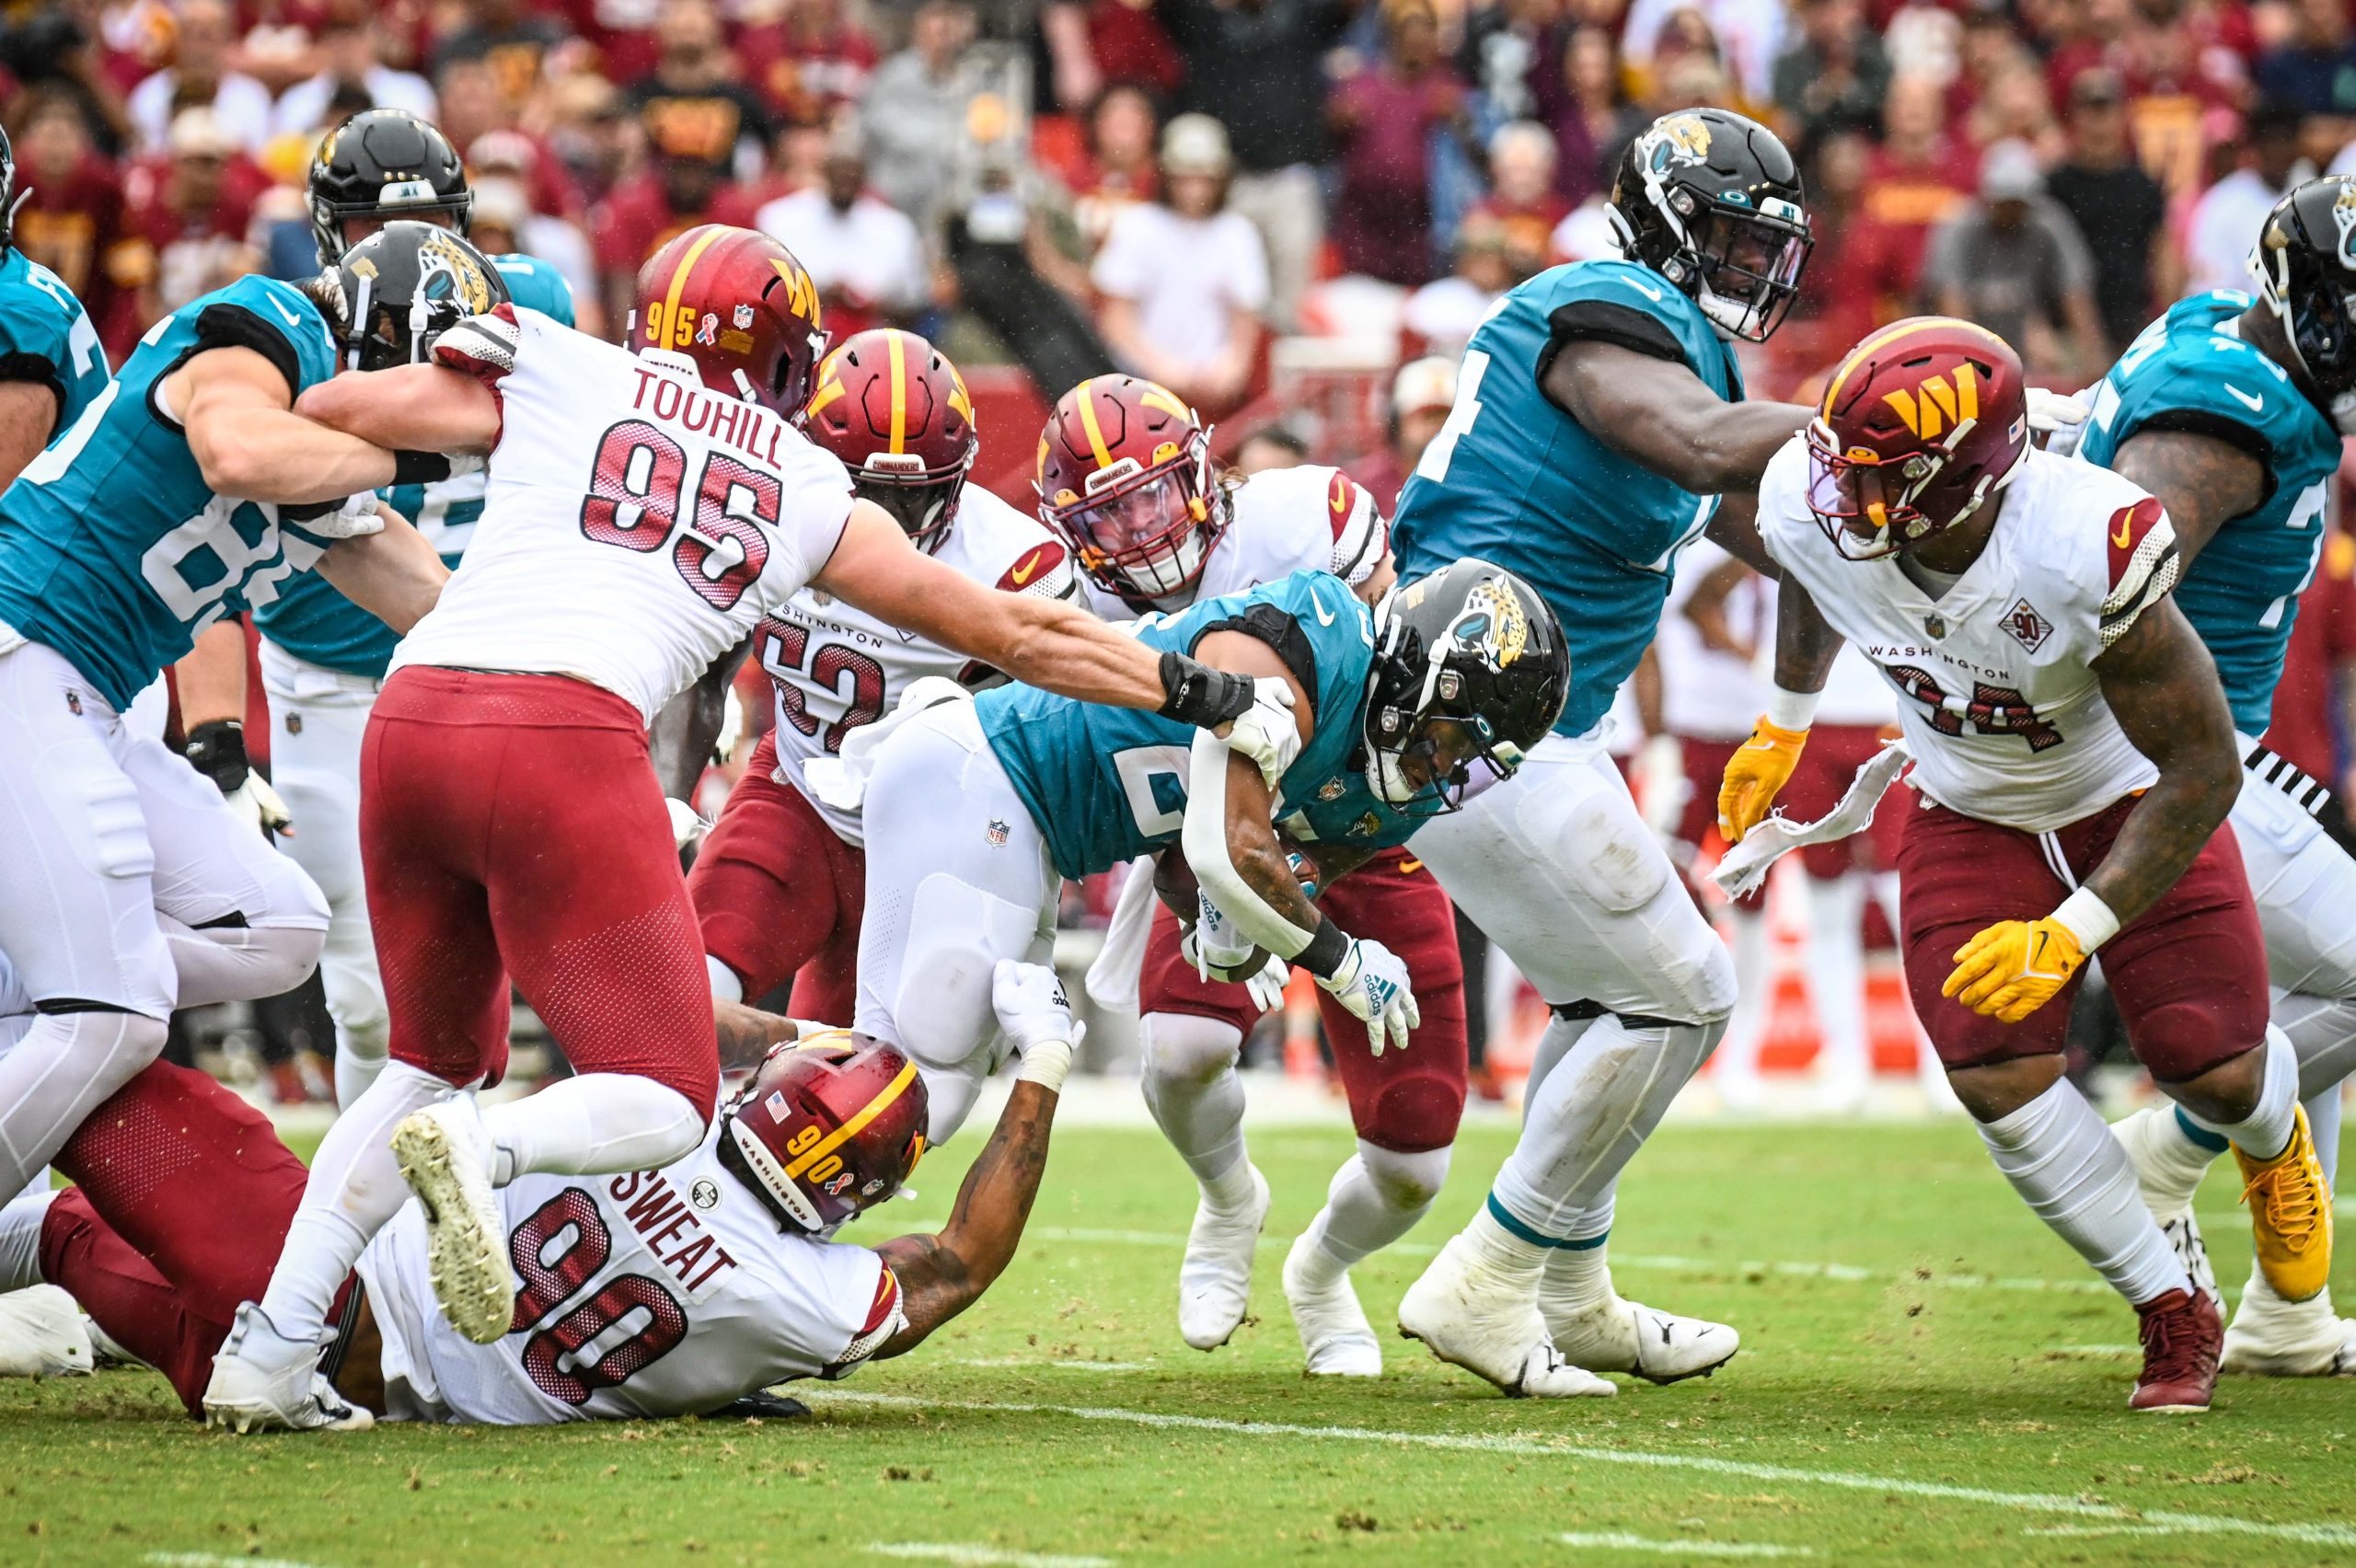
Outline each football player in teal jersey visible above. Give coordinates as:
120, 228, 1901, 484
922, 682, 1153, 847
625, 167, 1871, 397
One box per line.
0, 222, 474, 1226
221, 109, 583, 1110
2066, 177, 2356, 1377
851, 561, 1565, 1143
0, 125, 111, 491
1390, 107, 1822, 1397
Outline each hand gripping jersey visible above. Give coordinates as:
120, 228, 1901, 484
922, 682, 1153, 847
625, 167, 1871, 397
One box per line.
1392, 259, 1743, 740
2073, 291, 2344, 737
357, 1127, 900, 1424
0, 248, 110, 438
978, 570, 1376, 880
756, 485, 1073, 846
254, 256, 577, 677
1757, 441, 2179, 833
0, 275, 341, 709
1075, 463, 1391, 620
391, 306, 856, 722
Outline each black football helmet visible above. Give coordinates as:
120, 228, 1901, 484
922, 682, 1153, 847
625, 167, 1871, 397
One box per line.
308, 109, 473, 265
1608, 108, 1811, 343
326, 221, 508, 373
2252, 175, 2356, 432
1362, 559, 1568, 812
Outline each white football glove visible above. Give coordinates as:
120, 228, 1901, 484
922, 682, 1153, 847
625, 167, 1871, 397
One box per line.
1219, 676, 1299, 790
993, 959, 1081, 1092
2026, 386, 2092, 456
226, 774, 294, 837
291, 492, 387, 540
1633, 732, 1688, 841
1184, 890, 1260, 976
665, 798, 710, 854
1316, 937, 1420, 1056
1239, 953, 1290, 1015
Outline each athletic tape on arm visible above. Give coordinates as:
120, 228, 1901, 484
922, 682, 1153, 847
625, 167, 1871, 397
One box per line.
1182, 729, 1320, 959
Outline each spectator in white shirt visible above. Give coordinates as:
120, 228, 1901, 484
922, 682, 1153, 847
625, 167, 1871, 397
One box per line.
756, 146, 931, 332
1091, 113, 1269, 416
2184, 102, 2307, 297
127, 0, 276, 155
272, 12, 436, 139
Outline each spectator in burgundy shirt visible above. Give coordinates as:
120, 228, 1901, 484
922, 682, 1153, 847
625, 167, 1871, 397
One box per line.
623, 0, 772, 184
9, 87, 133, 358
115, 107, 263, 338
1861, 73, 1979, 301
1465, 120, 1569, 272
591, 152, 759, 327
1546, 24, 1646, 205
738, 0, 877, 127
1329, 0, 1470, 287
431, 0, 571, 114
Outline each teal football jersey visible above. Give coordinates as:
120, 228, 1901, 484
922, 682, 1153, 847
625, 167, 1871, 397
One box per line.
0, 248, 111, 437
1392, 259, 1741, 739
255, 259, 579, 676
0, 274, 340, 709
979, 571, 1378, 880
2075, 291, 2343, 736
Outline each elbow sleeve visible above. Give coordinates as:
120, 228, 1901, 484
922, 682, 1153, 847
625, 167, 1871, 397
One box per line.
1182, 731, 1319, 959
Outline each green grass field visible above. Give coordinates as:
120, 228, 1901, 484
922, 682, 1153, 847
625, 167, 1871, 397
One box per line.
3, 1115, 2352, 1567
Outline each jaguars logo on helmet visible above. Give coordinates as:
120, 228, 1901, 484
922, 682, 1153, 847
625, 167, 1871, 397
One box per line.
1609, 107, 1810, 342
328, 221, 508, 373
2252, 174, 2356, 431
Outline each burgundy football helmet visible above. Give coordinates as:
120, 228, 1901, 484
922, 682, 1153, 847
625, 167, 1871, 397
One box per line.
1035, 375, 1227, 600
1807, 316, 2029, 560
801, 329, 979, 552
719, 1032, 929, 1232
629, 224, 828, 417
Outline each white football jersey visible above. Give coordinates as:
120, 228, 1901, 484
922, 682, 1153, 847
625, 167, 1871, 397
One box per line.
357, 1126, 902, 1425
390, 307, 857, 723
1660, 537, 1768, 743
1757, 440, 2179, 833
1076, 464, 1387, 621
755, 485, 1075, 846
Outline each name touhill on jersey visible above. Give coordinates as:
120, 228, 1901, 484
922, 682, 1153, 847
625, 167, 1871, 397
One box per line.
758, 484, 1074, 847
2073, 291, 2344, 737
978, 570, 1377, 880
254, 255, 577, 677
391, 307, 856, 723
0, 248, 110, 438
1075, 463, 1391, 621
358, 1127, 901, 1424
1392, 259, 1743, 740
0, 274, 341, 709
1757, 442, 2181, 833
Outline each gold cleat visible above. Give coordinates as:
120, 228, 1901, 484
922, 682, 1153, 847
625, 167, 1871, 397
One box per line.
2235, 1106, 2334, 1304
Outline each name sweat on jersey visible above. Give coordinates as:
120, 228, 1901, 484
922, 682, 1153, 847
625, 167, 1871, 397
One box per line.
756, 483, 1072, 847
0, 274, 340, 709
0, 247, 111, 438
978, 569, 1377, 880
2073, 291, 2344, 736
1757, 440, 2180, 833
390, 306, 856, 723
1393, 259, 1743, 740
255, 254, 576, 677
358, 1126, 900, 1424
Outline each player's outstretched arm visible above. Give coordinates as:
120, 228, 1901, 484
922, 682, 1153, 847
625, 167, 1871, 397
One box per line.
2108, 428, 2268, 567
293, 363, 501, 457
1719, 578, 1843, 843
1180, 631, 1321, 951
313, 509, 450, 635
172, 347, 402, 505
1542, 340, 1811, 496
2083, 598, 2244, 925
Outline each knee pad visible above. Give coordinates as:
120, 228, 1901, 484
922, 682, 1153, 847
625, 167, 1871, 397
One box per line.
1140, 1011, 1244, 1087
1357, 1073, 1466, 1157
1355, 1140, 1450, 1210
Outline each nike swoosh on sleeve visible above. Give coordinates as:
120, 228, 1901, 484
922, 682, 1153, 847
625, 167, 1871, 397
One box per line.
2224, 385, 2264, 412
1310, 590, 1335, 626
267, 293, 304, 328
1620, 275, 1665, 303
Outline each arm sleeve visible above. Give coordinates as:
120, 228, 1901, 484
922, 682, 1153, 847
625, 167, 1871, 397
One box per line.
191, 302, 307, 404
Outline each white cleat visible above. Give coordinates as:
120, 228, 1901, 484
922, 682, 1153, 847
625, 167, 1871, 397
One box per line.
1544, 1293, 1739, 1385
2223, 1272, 2356, 1377
1178, 1165, 1270, 1351
0, 1286, 93, 1378
1397, 1232, 1613, 1399
392, 1098, 514, 1346
1281, 1233, 1380, 1377
202, 1303, 372, 1434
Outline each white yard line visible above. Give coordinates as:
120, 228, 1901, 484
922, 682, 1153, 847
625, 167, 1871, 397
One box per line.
953, 1358, 1157, 1371
149, 1553, 338, 1568
1558, 1532, 1812, 1557
811, 1391, 2356, 1550
865, 1543, 1114, 1568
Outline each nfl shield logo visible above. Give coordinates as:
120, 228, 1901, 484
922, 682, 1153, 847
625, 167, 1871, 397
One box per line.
986, 818, 1010, 847
285, 712, 303, 735
1923, 612, 1947, 640
63, 690, 79, 716
733, 305, 755, 329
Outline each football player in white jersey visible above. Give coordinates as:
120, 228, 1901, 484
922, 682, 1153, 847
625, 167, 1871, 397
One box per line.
689, 329, 1077, 1032
205, 226, 1299, 1434
3, 963, 1081, 1425
1723, 317, 2331, 1412
1034, 375, 1472, 1378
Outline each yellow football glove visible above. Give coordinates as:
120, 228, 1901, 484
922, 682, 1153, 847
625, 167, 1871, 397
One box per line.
1942, 917, 2090, 1022
1716, 717, 1809, 843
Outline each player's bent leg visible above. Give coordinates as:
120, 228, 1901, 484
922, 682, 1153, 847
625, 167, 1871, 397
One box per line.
687, 733, 857, 1016
1139, 1009, 1268, 1352
0, 1190, 93, 1379
1286, 1142, 1448, 1376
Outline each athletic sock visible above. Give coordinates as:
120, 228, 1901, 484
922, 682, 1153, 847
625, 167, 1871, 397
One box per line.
333, 1045, 385, 1111
1463, 1198, 1551, 1283
1804, 872, 1871, 1086
1978, 1078, 2189, 1306
2183, 1028, 2299, 1162
1292, 1142, 1449, 1291
1138, 1012, 1252, 1198
2273, 991, 2356, 1191
1536, 1193, 1618, 1319
257, 1061, 452, 1343
1492, 1013, 1722, 1239
2304, 1090, 2342, 1193
2133, 1105, 2223, 1216
481, 1075, 705, 1181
